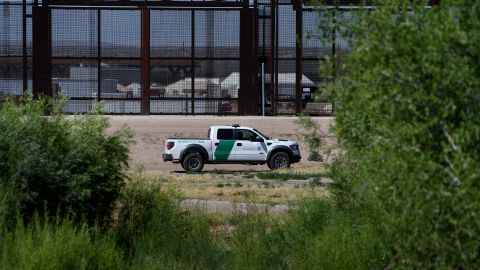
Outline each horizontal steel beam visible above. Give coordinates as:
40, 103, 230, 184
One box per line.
43, 0, 243, 8
300, 0, 440, 5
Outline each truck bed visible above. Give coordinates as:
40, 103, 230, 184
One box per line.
166, 138, 209, 140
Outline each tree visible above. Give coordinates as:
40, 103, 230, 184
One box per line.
328, 1, 480, 268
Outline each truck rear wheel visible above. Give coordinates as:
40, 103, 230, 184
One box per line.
268, 152, 291, 170
182, 152, 204, 172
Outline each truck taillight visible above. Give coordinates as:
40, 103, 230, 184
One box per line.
166, 142, 175, 150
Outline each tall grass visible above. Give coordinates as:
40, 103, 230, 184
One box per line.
230, 198, 387, 270
0, 176, 387, 269
255, 171, 327, 181
115, 174, 229, 269
0, 215, 125, 270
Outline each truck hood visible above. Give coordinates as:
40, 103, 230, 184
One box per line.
268, 139, 297, 145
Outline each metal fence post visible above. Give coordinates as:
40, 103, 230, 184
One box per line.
141, 7, 150, 115
97, 9, 102, 101
295, 0, 303, 115
32, 5, 52, 98
240, 3, 258, 115
269, 0, 276, 115
22, 0, 28, 94
191, 10, 195, 115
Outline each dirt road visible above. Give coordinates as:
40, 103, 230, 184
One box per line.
107, 116, 335, 172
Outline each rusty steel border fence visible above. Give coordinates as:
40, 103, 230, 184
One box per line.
0, 0, 365, 115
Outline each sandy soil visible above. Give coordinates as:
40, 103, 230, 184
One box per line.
107, 116, 335, 172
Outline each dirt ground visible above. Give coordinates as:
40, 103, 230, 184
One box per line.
107, 116, 336, 172
142, 165, 332, 214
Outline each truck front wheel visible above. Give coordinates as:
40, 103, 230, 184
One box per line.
182, 152, 204, 172
268, 152, 291, 170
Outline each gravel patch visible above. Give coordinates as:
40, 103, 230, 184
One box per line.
180, 199, 292, 215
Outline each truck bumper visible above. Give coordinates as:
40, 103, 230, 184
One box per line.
292, 154, 301, 163
163, 154, 173, 162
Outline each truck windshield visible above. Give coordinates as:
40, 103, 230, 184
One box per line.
253, 128, 271, 140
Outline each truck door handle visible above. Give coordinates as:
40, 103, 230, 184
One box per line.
237, 143, 242, 146
215, 142, 219, 146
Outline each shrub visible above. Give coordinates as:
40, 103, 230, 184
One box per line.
294, 115, 324, 161
0, 181, 18, 232
328, 1, 480, 268
230, 198, 387, 269
115, 174, 228, 269
0, 97, 132, 227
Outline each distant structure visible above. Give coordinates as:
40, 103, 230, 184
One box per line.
0, 0, 377, 115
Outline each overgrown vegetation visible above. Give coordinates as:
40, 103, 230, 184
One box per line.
294, 115, 324, 161
0, 97, 132, 227
115, 174, 227, 269
1, 1, 477, 268
256, 170, 326, 181
1, 216, 125, 270
0, 178, 386, 269
0, 99, 385, 269
327, 0, 480, 268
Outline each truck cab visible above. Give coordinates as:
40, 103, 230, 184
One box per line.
163, 125, 301, 172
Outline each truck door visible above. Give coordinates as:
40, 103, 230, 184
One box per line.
213, 128, 236, 161
233, 129, 266, 161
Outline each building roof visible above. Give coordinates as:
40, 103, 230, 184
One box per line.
164, 77, 221, 92
222, 72, 316, 88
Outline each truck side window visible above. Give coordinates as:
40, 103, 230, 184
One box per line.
217, 129, 234, 140
236, 129, 256, 141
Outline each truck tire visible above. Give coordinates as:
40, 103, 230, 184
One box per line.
268, 152, 291, 170
182, 152, 204, 172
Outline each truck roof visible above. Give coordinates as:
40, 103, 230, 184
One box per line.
210, 125, 252, 129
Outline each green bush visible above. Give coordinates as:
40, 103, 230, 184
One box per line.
0, 181, 17, 231
0, 97, 132, 227
295, 115, 324, 161
329, 1, 480, 268
230, 198, 387, 270
0, 215, 125, 270
115, 174, 228, 269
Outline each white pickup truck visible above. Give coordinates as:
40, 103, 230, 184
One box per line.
163, 125, 301, 172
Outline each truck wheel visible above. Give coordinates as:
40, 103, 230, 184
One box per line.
268, 152, 291, 170
182, 153, 204, 172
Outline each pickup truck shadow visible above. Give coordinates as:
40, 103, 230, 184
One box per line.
172, 170, 269, 174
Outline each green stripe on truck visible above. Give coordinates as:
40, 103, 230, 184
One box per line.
214, 140, 235, 161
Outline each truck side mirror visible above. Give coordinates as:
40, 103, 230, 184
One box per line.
255, 136, 264, 142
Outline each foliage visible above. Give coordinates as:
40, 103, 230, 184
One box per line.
115, 173, 228, 269
294, 115, 324, 161
0, 215, 125, 270
256, 170, 326, 181
328, 1, 480, 268
0, 172, 387, 269
230, 198, 387, 270
0, 97, 132, 227
116, 183, 387, 269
